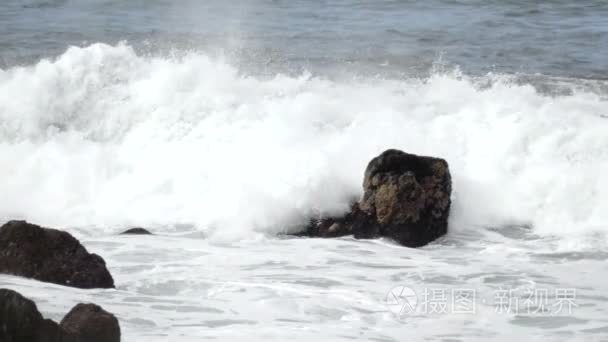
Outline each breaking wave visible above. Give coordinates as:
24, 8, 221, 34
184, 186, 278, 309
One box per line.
1, 43, 607, 241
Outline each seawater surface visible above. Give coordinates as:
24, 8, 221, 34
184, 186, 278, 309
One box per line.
1, 0, 608, 341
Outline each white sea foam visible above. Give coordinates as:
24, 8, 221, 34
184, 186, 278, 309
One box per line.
2, 43, 608, 341
1, 43, 607, 241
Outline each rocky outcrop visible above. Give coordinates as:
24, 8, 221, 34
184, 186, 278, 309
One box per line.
0, 221, 115, 289
0, 289, 120, 342
120, 227, 152, 235
60, 304, 121, 342
305, 149, 452, 247
0, 288, 63, 342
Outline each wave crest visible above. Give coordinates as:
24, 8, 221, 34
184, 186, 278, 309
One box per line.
0, 43, 607, 241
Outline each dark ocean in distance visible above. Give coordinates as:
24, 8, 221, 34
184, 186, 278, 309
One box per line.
2, 0, 608, 79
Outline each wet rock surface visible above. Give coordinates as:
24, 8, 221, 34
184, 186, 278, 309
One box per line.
0, 221, 115, 289
60, 303, 121, 342
0, 288, 120, 342
0, 288, 63, 342
305, 149, 452, 247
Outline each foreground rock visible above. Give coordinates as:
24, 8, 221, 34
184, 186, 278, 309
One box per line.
120, 227, 152, 235
0, 221, 114, 289
0, 288, 120, 342
60, 304, 121, 342
305, 149, 452, 247
0, 288, 63, 342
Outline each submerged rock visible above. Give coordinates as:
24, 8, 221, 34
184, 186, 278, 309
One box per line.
60, 303, 121, 342
0, 289, 121, 342
0, 221, 115, 289
119, 227, 152, 235
305, 149, 452, 247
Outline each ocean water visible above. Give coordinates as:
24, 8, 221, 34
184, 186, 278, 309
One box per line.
1, 0, 608, 340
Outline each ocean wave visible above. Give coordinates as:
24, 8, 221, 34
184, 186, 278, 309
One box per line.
0, 43, 607, 241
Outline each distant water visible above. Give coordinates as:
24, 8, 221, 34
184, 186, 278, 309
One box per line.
1, 0, 608, 341
2, 0, 608, 79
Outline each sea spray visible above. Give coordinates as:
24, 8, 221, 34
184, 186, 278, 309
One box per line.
0, 43, 607, 242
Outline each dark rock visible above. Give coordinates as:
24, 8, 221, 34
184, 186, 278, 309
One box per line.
0, 221, 115, 289
0, 288, 121, 342
119, 227, 152, 235
305, 149, 451, 247
360, 149, 452, 246
307, 203, 375, 238
0, 288, 64, 342
60, 303, 120, 342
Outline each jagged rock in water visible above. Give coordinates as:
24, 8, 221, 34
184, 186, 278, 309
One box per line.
0, 221, 115, 289
306, 149, 451, 247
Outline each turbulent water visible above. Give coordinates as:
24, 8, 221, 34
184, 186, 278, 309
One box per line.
1, 0, 608, 340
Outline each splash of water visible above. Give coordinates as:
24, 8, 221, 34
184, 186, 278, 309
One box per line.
0, 43, 607, 243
